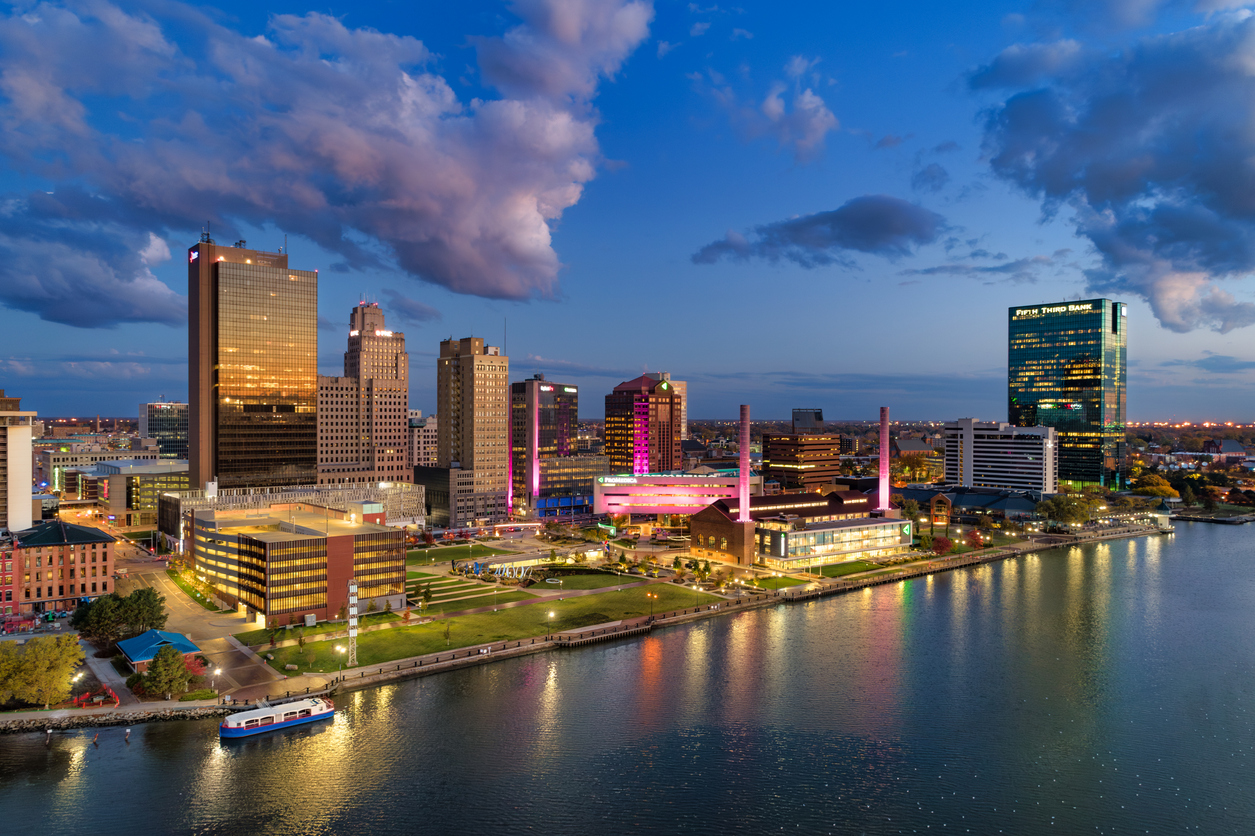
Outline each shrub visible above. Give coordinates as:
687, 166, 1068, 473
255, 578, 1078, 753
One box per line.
125, 671, 144, 688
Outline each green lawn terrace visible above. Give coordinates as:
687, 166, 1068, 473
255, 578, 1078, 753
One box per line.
267, 582, 724, 674
405, 571, 535, 613
406, 543, 516, 564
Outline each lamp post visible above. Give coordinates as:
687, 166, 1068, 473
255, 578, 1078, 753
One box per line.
212, 667, 222, 695
548, 610, 555, 637
646, 591, 656, 619
335, 645, 345, 681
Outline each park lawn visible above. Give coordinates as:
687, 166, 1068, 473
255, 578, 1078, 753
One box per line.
412, 590, 536, 615
818, 561, 879, 578
536, 573, 629, 590
270, 583, 720, 673
122, 530, 156, 541
431, 544, 515, 559
233, 611, 401, 646
166, 569, 223, 612
406, 571, 440, 580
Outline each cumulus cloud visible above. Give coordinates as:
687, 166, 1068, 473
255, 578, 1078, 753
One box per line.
693, 195, 947, 267
690, 21, 710, 36
0, 0, 652, 327
696, 56, 839, 162
381, 289, 442, 324
969, 40, 1089, 88
977, 15, 1255, 333
1039, 0, 1249, 32
657, 40, 679, 57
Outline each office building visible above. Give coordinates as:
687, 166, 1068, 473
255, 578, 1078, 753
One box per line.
408, 411, 438, 467
188, 236, 318, 491
190, 501, 405, 627
40, 445, 159, 495
510, 374, 580, 516
605, 375, 683, 476
532, 455, 611, 518
644, 372, 688, 439
943, 419, 1058, 494
761, 433, 844, 492
318, 303, 411, 485
84, 460, 190, 527
9, 520, 116, 614
436, 337, 510, 526
792, 409, 824, 434
1009, 299, 1127, 488
0, 390, 35, 533
138, 402, 189, 460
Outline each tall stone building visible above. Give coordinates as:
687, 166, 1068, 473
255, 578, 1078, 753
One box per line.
436, 337, 509, 525
0, 390, 35, 533
317, 302, 411, 485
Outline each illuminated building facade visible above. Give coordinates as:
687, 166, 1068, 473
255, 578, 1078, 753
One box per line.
0, 390, 35, 533
942, 419, 1057, 493
761, 434, 844, 492
689, 490, 909, 568
592, 467, 760, 518
317, 303, 411, 485
605, 375, 682, 475
190, 502, 404, 627
10, 520, 115, 615
189, 236, 318, 490
138, 402, 189, 460
510, 374, 579, 515
437, 337, 509, 526
1008, 299, 1127, 488
644, 372, 688, 439
408, 412, 438, 467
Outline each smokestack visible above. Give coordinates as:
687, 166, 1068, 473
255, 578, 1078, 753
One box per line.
738, 404, 751, 522
878, 406, 890, 512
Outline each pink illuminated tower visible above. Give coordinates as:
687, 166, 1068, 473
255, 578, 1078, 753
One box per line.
738, 405, 751, 522
878, 406, 890, 513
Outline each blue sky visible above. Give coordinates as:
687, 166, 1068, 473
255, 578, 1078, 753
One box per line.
3, 0, 1255, 421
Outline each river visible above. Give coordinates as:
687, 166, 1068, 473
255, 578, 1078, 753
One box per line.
2, 522, 1253, 834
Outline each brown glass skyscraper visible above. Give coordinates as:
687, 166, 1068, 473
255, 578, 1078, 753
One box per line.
188, 236, 318, 490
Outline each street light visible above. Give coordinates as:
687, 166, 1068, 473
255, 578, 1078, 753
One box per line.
335, 645, 345, 680
212, 667, 222, 695
646, 591, 657, 619
548, 610, 555, 636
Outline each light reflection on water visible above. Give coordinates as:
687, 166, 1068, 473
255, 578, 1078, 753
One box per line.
3, 522, 1254, 835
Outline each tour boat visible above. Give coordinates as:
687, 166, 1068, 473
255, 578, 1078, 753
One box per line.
219, 698, 335, 738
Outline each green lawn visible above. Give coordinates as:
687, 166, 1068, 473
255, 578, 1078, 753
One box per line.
412, 589, 535, 616
166, 569, 224, 612
818, 560, 880, 578
432, 544, 515, 559
269, 583, 721, 673
233, 611, 401, 646
406, 570, 439, 580
537, 573, 631, 590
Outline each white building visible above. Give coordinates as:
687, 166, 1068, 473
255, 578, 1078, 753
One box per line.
943, 418, 1058, 494
1, 390, 36, 533
408, 411, 438, 468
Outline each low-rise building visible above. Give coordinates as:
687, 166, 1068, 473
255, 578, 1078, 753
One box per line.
593, 467, 761, 522
83, 460, 189, 527
190, 502, 405, 627
9, 520, 115, 614
117, 629, 201, 673
1203, 438, 1247, 464
689, 490, 910, 569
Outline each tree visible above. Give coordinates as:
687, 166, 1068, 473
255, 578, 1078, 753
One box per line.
367, 598, 378, 613
1180, 484, 1196, 507
932, 536, 952, 555
702, 560, 712, 576
918, 531, 934, 551
976, 516, 994, 530
145, 645, 192, 698
422, 584, 434, 607
337, 602, 348, 621
82, 594, 124, 647
14, 635, 85, 709
121, 587, 168, 636
296, 628, 306, 651
384, 599, 393, 614
902, 499, 921, 520
549, 548, 557, 563
672, 556, 682, 571
0, 641, 21, 703
1203, 491, 1218, 512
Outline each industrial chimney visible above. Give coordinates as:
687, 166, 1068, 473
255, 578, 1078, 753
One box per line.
738, 405, 751, 522
878, 406, 890, 513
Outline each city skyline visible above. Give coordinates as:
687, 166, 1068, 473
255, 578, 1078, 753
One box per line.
4, 1, 1255, 421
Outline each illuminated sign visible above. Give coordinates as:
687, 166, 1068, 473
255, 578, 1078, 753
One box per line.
563, 387, 577, 393
189, 250, 199, 263
1014, 302, 1096, 318
540, 385, 554, 392
375, 330, 393, 337
349, 330, 359, 336
599, 476, 638, 485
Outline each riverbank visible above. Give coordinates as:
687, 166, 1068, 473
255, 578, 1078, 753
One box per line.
1, 523, 1172, 734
